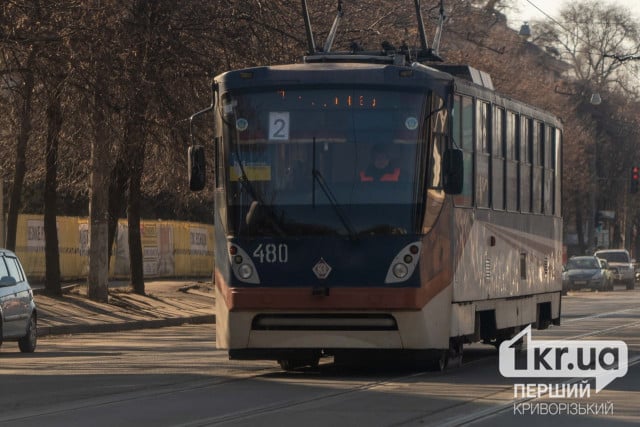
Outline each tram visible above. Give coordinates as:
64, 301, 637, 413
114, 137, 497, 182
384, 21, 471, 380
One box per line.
188, 1, 562, 369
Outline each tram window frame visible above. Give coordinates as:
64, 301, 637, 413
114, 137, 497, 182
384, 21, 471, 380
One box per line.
492, 106, 505, 210
519, 116, 532, 213
475, 100, 490, 209
554, 128, 562, 216
216, 108, 226, 191
505, 110, 518, 212
452, 95, 474, 207
532, 121, 543, 214
543, 125, 554, 215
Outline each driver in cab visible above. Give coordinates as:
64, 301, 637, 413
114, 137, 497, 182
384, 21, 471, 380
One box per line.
359, 144, 400, 182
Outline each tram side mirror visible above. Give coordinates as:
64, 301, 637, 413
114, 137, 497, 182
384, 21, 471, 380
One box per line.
188, 145, 206, 191
443, 148, 463, 195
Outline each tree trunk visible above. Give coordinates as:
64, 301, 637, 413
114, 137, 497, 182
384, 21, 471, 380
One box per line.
126, 108, 145, 295
107, 154, 128, 262
6, 56, 35, 251
88, 73, 110, 303
44, 97, 63, 295
128, 142, 146, 295
123, 79, 149, 295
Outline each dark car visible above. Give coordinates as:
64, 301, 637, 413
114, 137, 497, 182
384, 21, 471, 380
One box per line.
562, 255, 613, 292
0, 249, 37, 353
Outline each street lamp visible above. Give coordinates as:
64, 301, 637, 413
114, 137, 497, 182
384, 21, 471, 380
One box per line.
554, 85, 603, 105
519, 22, 531, 39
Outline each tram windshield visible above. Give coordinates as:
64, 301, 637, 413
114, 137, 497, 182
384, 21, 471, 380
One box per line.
222, 86, 446, 237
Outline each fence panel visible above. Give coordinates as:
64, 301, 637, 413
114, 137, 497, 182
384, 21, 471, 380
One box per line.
12, 215, 214, 281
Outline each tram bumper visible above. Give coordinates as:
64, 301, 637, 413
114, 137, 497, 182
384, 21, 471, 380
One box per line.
216, 285, 453, 358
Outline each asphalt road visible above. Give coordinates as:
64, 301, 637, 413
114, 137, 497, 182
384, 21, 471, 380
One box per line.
0, 287, 638, 427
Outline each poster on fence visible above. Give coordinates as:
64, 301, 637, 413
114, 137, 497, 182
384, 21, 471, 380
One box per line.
189, 226, 208, 256
113, 222, 130, 277
27, 219, 45, 253
158, 224, 174, 275
78, 222, 89, 257
140, 222, 175, 277
141, 223, 159, 276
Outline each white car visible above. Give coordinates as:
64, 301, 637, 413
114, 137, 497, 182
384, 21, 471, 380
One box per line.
594, 249, 636, 290
0, 249, 37, 352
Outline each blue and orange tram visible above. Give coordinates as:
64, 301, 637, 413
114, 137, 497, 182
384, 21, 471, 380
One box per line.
188, 1, 562, 370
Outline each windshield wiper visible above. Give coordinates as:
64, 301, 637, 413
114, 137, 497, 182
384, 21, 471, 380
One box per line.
312, 167, 357, 239
310, 137, 356, 239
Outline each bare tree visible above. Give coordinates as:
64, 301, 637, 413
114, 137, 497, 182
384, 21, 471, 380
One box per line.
533, 1, 640, 251
534, 0, 640, 94
4, 50, 36, 252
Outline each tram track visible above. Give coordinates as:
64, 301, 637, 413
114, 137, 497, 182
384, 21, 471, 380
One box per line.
179, 304, 640, 426
4, 300, 638, 426
409, 310, 640, 426
434, 353, 640, 427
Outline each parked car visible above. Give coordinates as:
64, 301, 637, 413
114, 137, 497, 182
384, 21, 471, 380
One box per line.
562, 255, 614, 292
0, 249, 37, 353
594, 249, 635, 290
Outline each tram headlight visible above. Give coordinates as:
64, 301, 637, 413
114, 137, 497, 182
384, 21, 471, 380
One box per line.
385, 242, 421, 284
238, 264, 254, 280
392, 263, 409, 279
229, 244, 260, 284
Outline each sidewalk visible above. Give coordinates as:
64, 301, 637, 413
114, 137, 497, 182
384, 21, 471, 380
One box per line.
34, 280, 216, 337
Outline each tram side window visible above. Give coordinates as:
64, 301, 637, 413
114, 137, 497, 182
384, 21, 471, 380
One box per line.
453, 95, 474, 207
532, 121, 543, 214
492, 106, 505, 210
543, 125, 554, 215
519, 117, 531, 213
505, 111, 518, 211
476, 101, 490, 208
554, 129, 562, 216
216, 114, 224, 190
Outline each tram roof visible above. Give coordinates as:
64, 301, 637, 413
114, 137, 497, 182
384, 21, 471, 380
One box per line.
214, 60, 561, 128
215, 61, 454, 91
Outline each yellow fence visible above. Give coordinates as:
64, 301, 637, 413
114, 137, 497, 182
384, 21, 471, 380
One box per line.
13, 215, 214, 281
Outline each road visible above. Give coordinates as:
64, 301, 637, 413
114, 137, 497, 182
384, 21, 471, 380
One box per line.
0, 288, 638, 427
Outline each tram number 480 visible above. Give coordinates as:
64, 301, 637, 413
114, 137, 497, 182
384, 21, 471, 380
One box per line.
252, 243, 289, 264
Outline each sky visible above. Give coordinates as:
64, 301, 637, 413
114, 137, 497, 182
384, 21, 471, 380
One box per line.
508, 0, 640, 26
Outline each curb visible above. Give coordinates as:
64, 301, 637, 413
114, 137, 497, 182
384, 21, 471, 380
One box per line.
37, 314, 215, 337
